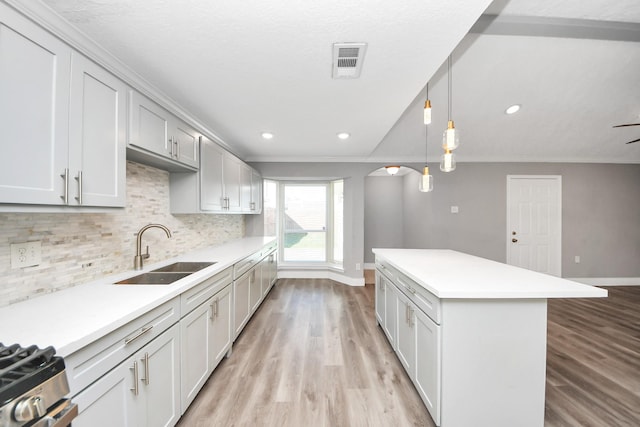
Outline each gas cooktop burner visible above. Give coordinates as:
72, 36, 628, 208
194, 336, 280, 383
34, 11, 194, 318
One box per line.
0, 343, 65, 406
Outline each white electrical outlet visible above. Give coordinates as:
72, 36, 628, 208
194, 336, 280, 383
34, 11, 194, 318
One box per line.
356, 263, 361, 271
451, 206, 459, 214
574, 255, 581, 264
10, 241, 42, 268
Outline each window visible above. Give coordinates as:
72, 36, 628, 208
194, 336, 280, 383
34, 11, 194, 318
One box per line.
278, 180, 343, 266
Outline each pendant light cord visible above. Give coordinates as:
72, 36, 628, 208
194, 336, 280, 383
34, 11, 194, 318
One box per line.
447, 55, 452, 121
425, 83, 429, 163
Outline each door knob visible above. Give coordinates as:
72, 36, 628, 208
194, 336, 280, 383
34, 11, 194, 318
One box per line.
512, 238, 518, 243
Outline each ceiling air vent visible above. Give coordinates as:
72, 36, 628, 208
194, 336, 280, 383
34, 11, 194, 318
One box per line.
332, 42, 367, 79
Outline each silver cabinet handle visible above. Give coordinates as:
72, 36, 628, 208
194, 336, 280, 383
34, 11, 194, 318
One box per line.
141, 352, 150, 385
74, 171, 82, 205
210, 301, 215, 320
215, 298, 219, 316
124, 325, 153, 345
168, 137, 174, 156
130, 361, 139, 395
175, 139, 180, 158
60, 168, 69, 204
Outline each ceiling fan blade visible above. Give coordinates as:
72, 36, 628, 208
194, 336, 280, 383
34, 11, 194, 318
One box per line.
613, 123, 640, 128
625, 138, 640, 144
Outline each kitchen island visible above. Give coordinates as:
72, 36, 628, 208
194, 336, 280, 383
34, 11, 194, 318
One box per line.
373, 248, 607, 427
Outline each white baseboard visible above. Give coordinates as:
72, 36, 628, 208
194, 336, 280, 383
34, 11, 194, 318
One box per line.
567, 277, 640, 286
277, 269, 365, 286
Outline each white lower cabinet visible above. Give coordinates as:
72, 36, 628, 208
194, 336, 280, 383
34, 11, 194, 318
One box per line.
374, 270, 386, 326
395, 289, 416, 376
233, 270, 251, 339
414, 306, 441, 425
249, 265, 262, 312
180, 284, 232, 412
74, 324, 180, 427
375, 261, 442, 426
382, 274, 397, 348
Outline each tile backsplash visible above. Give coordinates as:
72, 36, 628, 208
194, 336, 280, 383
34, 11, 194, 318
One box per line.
0, 161, 244, 306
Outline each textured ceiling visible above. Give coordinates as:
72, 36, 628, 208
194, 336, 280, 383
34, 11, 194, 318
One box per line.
39, 0, 640, 163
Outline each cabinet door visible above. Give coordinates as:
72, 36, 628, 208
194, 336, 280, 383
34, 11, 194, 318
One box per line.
250, 170, 263, 214
233, 272, 251, 339
200, 137, 225, 211
0, 4, 70, 205
223, 153, 242, 212
129, 91, 172, 157
375, 271, 386, 326
173, 119, 199, 168
240, 164, 253, 212
180, 300, 211, 412
383, 277, 398, 349
396, 292, 416, 378
141, 324, 180, 427
73, 355, 137, 427
249, 265, 262, 312
210, 284, 232, 368
414, 308, 441, 425
261, 256, 271, 298
68, 53, 127, 207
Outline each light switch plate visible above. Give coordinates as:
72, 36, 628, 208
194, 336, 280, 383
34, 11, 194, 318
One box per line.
451, 206, 459, 214
10, 241, 42, 268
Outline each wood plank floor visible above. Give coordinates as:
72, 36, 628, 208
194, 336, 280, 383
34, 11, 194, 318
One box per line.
177, 280, 640, 427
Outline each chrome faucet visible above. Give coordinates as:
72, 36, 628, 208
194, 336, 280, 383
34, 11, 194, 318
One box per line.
134, 223, 172, 270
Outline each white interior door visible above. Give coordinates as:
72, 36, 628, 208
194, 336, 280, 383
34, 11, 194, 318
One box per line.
506, 175, 562, 276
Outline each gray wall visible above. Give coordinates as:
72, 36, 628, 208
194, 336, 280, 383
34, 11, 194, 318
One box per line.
364, 177, 405, 256
365, 162, 640, 278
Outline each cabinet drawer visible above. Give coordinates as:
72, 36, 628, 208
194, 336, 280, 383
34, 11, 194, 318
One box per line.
180, 267, 232, 315
65, 297, 179, 396
260, 241, 277, 259
233, 251, 260, 279
375, 260, 395, 282
395, 271, 441, 325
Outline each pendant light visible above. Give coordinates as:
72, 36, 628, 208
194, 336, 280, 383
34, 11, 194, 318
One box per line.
419, 83, 433, 192
441, 55, 458, 171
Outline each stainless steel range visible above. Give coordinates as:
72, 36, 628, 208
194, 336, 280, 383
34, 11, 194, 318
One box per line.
0, 343, 77, 427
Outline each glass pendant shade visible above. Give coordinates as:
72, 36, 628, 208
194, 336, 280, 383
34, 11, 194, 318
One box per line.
385, 165, 400, 175
440, 151, 456, 172
442, 120, 459, 151
419, 166, 433, 192
423, 100, 432, 125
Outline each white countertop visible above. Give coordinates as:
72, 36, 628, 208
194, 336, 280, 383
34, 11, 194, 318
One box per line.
0, 236, 275, 357
373, 248, 608, 299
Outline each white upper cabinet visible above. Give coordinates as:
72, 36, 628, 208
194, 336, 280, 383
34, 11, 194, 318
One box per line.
69, 53, 127, 207
199, 137, 225, 211
129, 90, 172, 157
222, 152, 242, 212
0, 4, 126, 208
128, 91, 199, 170
0, 4, 70, 205
250, 169, 263, 214
240, 164, 253, 213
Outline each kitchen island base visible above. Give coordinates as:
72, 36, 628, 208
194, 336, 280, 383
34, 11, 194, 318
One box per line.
374, 249, 606, 427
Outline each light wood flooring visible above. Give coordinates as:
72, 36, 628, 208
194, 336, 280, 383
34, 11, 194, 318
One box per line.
177, 280, 640, 427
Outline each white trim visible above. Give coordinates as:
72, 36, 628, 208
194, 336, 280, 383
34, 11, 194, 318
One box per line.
364, 262, 376, 270
277, 269, 364, 287
567, 277, 640, 286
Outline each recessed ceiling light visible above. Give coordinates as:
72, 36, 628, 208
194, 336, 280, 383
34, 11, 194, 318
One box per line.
337, 132, 350, 140
505, 104, 521, 115
261, 132, 274, 140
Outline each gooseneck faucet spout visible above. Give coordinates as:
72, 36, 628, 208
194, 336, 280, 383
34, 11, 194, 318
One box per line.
134, 223, 172, 270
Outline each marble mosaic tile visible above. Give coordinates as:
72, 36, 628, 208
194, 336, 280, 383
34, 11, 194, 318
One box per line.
0, 162, 244, 306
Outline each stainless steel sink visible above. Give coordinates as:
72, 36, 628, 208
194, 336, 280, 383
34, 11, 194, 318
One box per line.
150, 261, 216, 273
115, 272, 192, 285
